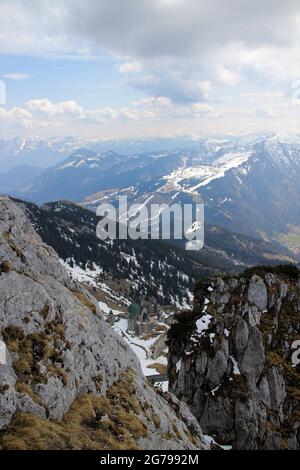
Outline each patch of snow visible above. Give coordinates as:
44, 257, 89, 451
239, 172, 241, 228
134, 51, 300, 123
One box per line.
211, 384, 221, 396
176, 358, 182, 373
230, 355, 241, 375
98, 300, 123, 316
209, 333, 215, 343
203, 434, 232, 450
112, 318, 168, 378
161, 151, 251, 194
60, 259, 103, 287
196, 314, 213, 335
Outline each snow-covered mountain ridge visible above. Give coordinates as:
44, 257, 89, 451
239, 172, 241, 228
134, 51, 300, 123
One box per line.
5, 134, 300, 258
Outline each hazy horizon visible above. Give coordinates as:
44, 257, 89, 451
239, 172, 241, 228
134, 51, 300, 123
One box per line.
0, 0, 299, 140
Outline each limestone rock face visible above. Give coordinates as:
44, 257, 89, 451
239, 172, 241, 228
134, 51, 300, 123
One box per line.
247, 275, 268, 311
168, 269, 300, 449
0, 196, 207, 450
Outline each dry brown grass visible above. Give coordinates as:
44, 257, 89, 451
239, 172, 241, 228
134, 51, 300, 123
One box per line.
152, 415, 161, 429
92, 374, 103, 392
15, 382, 45, 408
0, 260, 12, 273
0, 384, 9, 395
147, 362, 167, 374
40, 304, 50, 320
47, 365, 69, 387
71, 290, 97, 315
0, 370, 147, 450
2, 320, 68, 388
141, 325, 167, 341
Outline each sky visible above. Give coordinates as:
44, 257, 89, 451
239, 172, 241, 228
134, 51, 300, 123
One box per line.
0, 0, 299, 139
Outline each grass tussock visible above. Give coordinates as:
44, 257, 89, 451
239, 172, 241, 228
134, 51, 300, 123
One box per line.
71, 290, 97, 315
0, 384, 9, 395
40, 304, 50, 320
0, 370, 147, 450
152, 415, 161, 429
146, 363, 167, 375
0, 260, 12, 273
2, 319, 69, 389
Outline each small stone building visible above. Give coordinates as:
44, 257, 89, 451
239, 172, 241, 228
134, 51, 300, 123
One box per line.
128, 301, 155, 335
140, 297, 160, 320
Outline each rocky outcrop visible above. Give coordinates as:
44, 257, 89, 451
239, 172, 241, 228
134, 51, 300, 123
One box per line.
168, 267, 300, 449
0, 196, 207, 450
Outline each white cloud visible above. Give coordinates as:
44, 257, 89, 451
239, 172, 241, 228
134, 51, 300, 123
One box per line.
1, 93, 299, 138
1, 0, 299, 102
25, 99, 84, 118
127, 68, 212, 103
0, 1, 299, 136
118, 61, 142, 74
255, 109, 277, 119
217, 66, 240, 86
2, 73, 31, 80
0, 106, 33, 128
132, 96, 172, 108
0, 95, 218, 132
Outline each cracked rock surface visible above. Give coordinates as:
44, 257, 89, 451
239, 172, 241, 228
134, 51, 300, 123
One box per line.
0, 196, 207, 450
168, 269, 300, 449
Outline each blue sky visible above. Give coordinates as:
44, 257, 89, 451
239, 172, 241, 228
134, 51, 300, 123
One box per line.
1, 53, 140, 108
0, 0, 299, 139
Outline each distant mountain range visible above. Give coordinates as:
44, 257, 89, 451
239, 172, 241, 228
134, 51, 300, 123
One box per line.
0, 135, 206, 172
8, 134, 300, 258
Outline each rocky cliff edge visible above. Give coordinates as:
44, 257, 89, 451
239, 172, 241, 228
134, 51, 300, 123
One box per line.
0, 196, 207, 450
168, 266, 300, 449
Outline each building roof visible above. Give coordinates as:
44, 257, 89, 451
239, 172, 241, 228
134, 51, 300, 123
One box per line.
128, 302, 141, 319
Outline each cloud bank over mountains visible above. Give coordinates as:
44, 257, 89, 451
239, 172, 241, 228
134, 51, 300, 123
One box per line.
0, 0, 299, 137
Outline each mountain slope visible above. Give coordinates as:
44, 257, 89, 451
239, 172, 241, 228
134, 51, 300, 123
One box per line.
11, 148, 188, 203
11, 134, 300, 258
0, 195, 208, 450
13, 198, 294, 310
0, 165, 43, 193
13, 198, 217, 308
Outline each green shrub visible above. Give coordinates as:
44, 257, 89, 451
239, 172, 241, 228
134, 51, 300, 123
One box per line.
167, 310, 196, 344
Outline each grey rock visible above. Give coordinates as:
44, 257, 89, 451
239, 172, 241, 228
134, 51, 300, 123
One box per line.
16, 393, 47, 419
234, 399, 266, 450
216, 278, 225, 293
247, 305, 262, 326
235, 318, 249, 357
267, 367, 286, 413
211, 292, 230, 305
0, 361, 17, 429
0, 196, 207, 450
265, 274, 276, 286
228, 278, 238, 290
279, 282, 288, 299
201, 397, 234, 443
206, 339, 228, 388
169, 269, 300, 449
258, 376, 271, 408
240, 326, 265, 387
247, 275, 268, 311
